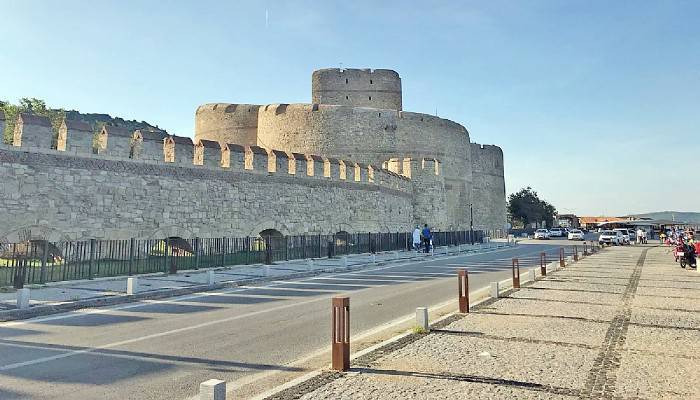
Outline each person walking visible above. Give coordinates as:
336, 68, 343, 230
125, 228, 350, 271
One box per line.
412, 225, 422, 252
636, 228, 643, 244
421, 224, 432, 254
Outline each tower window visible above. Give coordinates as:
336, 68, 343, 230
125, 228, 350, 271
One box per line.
370, 79, 373, 84
369, 96, 372, 100
345, 78, 348, 84
346, 96, 349, 100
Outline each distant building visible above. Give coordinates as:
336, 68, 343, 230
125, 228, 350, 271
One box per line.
556, 214, 580, 228
578, 216, 627, 230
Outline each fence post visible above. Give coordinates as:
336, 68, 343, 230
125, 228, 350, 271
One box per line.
458, 269, 469, 313
128, 238, 135, 276
40, 240, 48, 284
85, 239, 95, 279
559, 247, 565, 268
194, 237, 201, 270
265, 236, 272, 265
332, 297, 350, 371
318, 234, 322, 258
163, 237, 170, 273
540, 252, 547, 276
512, 258, 520, 288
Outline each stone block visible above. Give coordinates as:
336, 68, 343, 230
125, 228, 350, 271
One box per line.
199, 379, 226, 400
416, 307, 429, 331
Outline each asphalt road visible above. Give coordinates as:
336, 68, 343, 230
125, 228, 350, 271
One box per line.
0, 239, 584, 399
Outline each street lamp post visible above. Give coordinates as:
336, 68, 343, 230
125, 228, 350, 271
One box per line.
470, 203, 474, 245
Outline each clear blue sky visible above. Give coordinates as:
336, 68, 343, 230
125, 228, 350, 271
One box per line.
2, 1, 698, 216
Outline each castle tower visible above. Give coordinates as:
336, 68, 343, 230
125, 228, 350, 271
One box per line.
312, 68, 402, 110
470, 144, 506, 232
195, 103, 260, 146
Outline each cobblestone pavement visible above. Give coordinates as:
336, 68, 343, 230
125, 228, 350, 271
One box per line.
272, 245, 699, 399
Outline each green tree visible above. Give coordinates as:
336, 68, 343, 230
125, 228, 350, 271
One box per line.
2, 98, 65, 145
507, 187, 557, 228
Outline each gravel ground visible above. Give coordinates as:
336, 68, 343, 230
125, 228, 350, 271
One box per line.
273, 245, 700, 400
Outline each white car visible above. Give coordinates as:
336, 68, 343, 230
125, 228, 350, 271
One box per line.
534, 229, 550, 240
613, 228, 631, 245
568, 229, 585, 240
599, 230, 623, 246
549, 228, 564, 237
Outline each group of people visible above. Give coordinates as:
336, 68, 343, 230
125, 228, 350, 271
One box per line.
662, 227, 698, 269
412, 224, 433, 253
635, 228, 648, 244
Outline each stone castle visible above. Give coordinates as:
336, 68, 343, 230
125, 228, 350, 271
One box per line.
0, 68, 505, 243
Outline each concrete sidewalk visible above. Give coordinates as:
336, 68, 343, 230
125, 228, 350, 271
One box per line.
0, 241, 514, 321
271, 245, 699, 400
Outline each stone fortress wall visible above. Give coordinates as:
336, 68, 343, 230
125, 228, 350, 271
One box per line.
1, 67, 506, 242
196, 68, 506, 232
0, 118, 416, 242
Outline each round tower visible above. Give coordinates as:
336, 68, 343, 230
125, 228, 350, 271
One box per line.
312, 68, 402, 110
194, 103, 260, 146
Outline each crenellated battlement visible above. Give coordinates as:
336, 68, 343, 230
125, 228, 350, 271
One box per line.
1, 118, 411, 192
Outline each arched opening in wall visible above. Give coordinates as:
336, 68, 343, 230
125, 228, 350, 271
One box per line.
368, 166, 375, 183
334, 230, 353, 253
289, 157, 297, 175
244, 149, 253, 170
345, 78, 348, 84
354, 163, 361, 182
1, 239, 65, 284
254, 229, 284, 254
368, 96, 372, 101
306, 156, 314, 176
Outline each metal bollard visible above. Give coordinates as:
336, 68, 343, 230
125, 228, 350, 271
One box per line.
16, 288, 30, 309
583, 242, 588, 256
512, 258, 520, 289
458, 269, 469, 313
490, 281, 500, 298
416, 307, 429, 331
206, 270, 215, 286
574, 245, 579, 261
528, 269, 536, 282
126, 277, 138, 295
332, 297, 350, 371
540, 252, 547, 276
560, 248, 565, 268
199, 379, 226, 400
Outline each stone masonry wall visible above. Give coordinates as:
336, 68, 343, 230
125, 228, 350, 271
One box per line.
0, 145, 412, 242
312, 68, 402, 110
256, 104, 473, 229
470, 143, 506, 231
195, 103, 260, 146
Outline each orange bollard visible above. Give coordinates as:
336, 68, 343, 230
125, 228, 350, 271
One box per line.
574, 245, 579, 261
512, 258, 520, 288
540, 252, 547, 276
458, 269, 469, 313
332, 297, 350, 371
560, 248, 565, 268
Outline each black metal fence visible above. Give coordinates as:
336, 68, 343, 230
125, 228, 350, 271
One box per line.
0, 230, 484, 288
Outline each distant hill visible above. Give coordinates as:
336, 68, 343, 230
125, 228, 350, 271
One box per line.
628, 211, 700, 224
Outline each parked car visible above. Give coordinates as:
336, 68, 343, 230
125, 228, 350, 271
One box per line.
534, 229, 550, 240
568, 229, 585, 240
627, 229, 636, 241
599, 230, 623, 246
549, 228, 564, 237
613, 228, 631, 245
